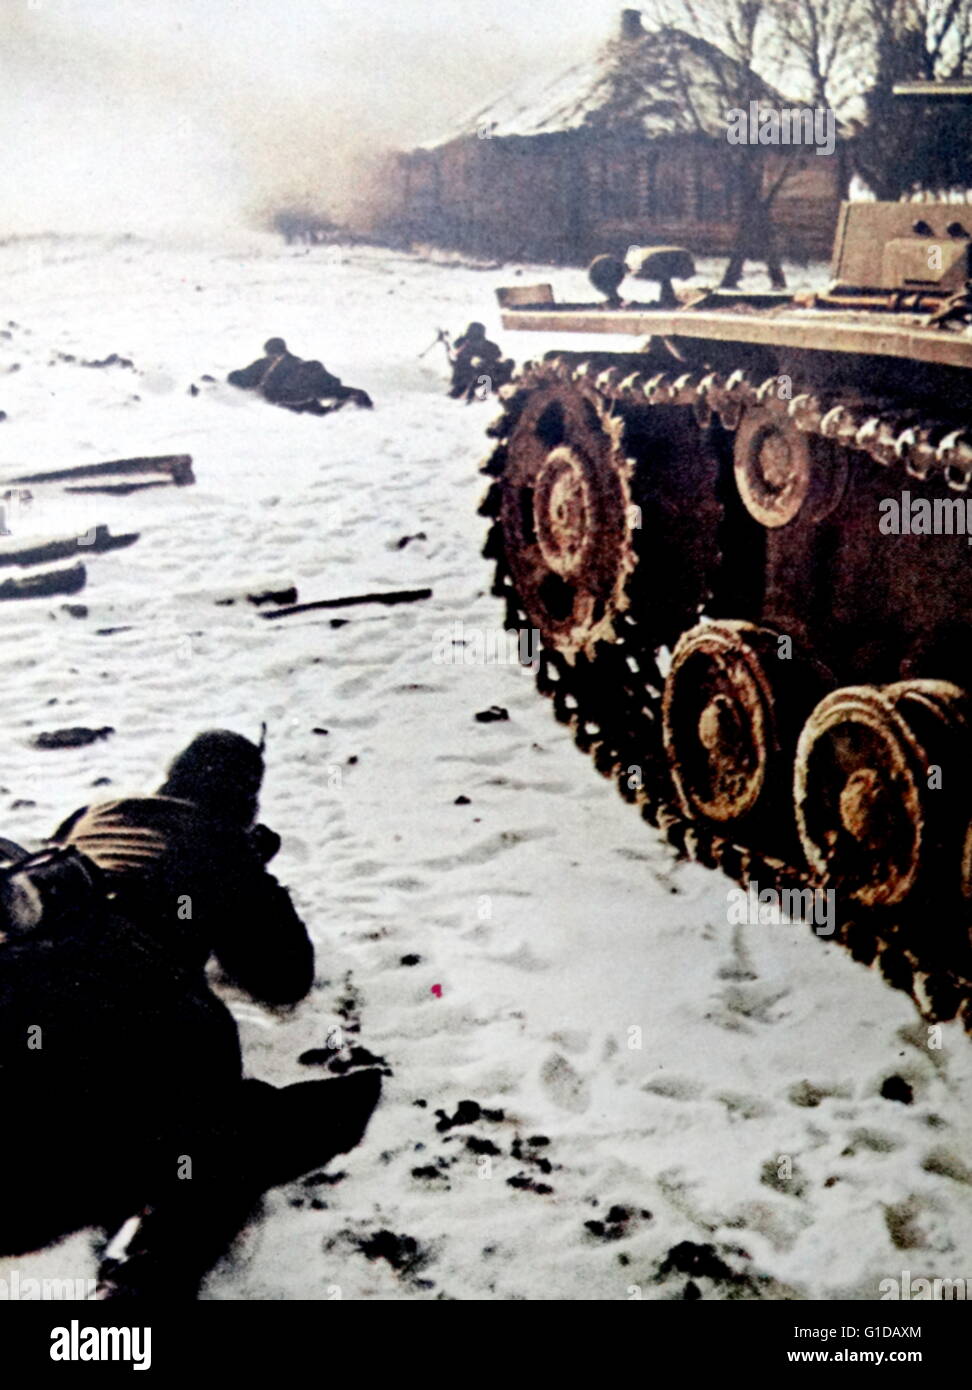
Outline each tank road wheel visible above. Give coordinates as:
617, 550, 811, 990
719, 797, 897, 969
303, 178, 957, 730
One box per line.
795, 681, 970, 908
495, 373, 635, 664
734, 407, 847, 528
959, 822, 972, 907
662, 621, 799, 832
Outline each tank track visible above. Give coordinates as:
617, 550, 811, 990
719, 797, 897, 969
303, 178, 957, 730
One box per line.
479, 351, 972, 1033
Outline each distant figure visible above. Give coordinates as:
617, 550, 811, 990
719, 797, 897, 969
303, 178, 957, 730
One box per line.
268, 357, 373, 411
448, 322, 514, 402
0, 729, 382, 1297
720, 197, 786, 290
588, 254, 627, 307
228, 336, 372, 413
226, 336, 298, 392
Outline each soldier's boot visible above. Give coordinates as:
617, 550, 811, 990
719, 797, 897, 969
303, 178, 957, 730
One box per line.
95, 1071, 382, 1299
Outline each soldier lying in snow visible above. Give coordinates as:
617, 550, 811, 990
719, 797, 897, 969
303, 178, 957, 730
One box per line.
448, 322, 514, 403
0, 730, 381, 1297
50, 730, 313, 1005
228, 336, 373, 413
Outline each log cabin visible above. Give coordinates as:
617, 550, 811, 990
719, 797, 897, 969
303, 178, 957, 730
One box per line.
382, 12, 851, 266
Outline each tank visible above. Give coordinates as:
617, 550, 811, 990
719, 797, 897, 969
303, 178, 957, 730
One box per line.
479, 117, 972, 1029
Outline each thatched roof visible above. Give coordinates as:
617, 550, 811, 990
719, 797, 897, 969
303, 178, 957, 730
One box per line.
420, 25, 787, 149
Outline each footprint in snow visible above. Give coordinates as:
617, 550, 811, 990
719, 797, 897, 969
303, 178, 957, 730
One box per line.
787, 1078, 852, 1108
760, 1156, 809, 1198
485, 941, 549, 972
716, 922, 758, 982
718, 981, 790, 1024
716, 1091, 772, 1121
921, 1147, 972, 1184
843, 1128, 902, 1155
421, 826, 552, 870
540, 1053, 590, 1114
641, 1075, 704, 1102
725, 1198, 812, 1254
884, 1193, 952, 1252
547, 1029, 590, 1055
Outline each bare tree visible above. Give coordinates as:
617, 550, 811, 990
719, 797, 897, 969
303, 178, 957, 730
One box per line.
854, 0, 972, 196
775, 0, 873, 114
640, 0, 808, 287
776, 0, 972, 198
874, 0, 972, 76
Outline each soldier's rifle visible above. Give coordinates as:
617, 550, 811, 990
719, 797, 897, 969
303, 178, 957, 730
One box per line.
418, 328, 453, 361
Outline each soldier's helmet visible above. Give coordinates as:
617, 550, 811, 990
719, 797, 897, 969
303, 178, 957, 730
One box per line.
464, 322, 487, 341
159, 730, 265, 828
264, 337, 288, 355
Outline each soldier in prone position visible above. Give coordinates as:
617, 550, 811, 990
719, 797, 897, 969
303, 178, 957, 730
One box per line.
50, 729, 313, 1005
228, 336, 373, 413
448, 322, 514, 402
0, 730, 381, 1297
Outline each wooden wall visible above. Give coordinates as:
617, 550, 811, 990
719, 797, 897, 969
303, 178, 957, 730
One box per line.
389, 130, 847, 265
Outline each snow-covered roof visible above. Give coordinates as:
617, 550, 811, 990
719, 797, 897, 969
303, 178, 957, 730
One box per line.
418, 26, 786, 149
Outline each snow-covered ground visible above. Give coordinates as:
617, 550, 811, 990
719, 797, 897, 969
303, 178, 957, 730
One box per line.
1, 234, 971, 1302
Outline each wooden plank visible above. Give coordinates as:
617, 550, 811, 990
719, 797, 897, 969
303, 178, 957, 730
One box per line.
8, 455, 194, 486
499, 305, 972, 369
262, 588, 432, 619
0, 526, 138, 570
32, 725, 113, 749
214, 585, 299, 608
64, 481, 173, 496
496, 284, 554, 308
0, 562, 86, 601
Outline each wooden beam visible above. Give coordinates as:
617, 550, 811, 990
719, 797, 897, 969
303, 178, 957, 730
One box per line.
8, 455, 194, 486
64, 481, 174, 496
262, 587, 432, 619
0, 526, 138, 570
0, 562, 86, 601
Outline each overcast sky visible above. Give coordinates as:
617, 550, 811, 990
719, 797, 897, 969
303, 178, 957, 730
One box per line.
2, 0, 632, 236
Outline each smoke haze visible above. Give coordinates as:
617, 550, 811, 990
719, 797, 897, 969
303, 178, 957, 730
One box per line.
2, 0, 620, 238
